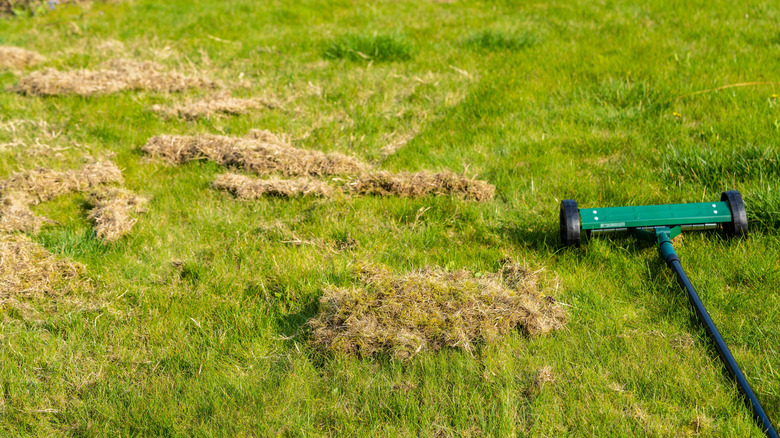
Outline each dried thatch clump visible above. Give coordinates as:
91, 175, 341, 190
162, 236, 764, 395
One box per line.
0, 233, 84, 300
0, 191, 50, 234
14, 59, 215, 96
86, 187, 148, 242
0, 161, 123, 203
349, 170, 495, 201
152, 92, 278, 120
0, 46, 45, 70
309, 262, 566, 359
142, 132, 367, 176
0, 162, 123, 234
213, 173, 333, 199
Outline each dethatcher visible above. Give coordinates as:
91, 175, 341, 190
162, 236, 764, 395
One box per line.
560, 190, 777, 437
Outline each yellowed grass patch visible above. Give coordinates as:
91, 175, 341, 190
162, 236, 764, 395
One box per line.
0, 46, 45, 70
14, 59, 215, 96
379, 129, 419, 159
309, 262, 566, 359
86, 187, 148, 242
0, 118, 67, 154
152, 92, 279, 120
349, 170, 495, 201
213, 173, 333, 199
142, 132, 367, 176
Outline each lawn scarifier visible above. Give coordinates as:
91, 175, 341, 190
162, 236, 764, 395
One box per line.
560, 190, 777, 437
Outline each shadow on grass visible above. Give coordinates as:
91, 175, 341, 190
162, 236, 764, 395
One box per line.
275, 295, 341, 369
496, 223, 559, 252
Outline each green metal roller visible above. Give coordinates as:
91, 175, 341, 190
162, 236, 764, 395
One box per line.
560, 191, 776, 438
560, 191, 747, 247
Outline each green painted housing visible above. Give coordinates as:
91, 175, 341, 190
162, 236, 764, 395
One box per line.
579, 201, 732, 230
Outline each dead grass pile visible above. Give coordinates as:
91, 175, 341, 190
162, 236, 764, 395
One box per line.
152, 92, 278, 120
0, 46, 45, 70
309, 262, 566, 359
349, 170, 495, 201
0, 233, 84, 300
142, 132, 367, 176
0, 192, 50, 233
213, 173, 333, 199
14, 59, 215, 96
0, 161, 123, 203
86, 187, 148, 242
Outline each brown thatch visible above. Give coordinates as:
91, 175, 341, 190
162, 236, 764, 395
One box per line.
349, 170, 495, 201
142, 132, 367, 176
0, 161, 123, 203
0, 46, 45, 70
152, 92, 278, 120
14, 59, 215, 96
86, 187, 148, 243
213, 173, 333, 199
309, 262, 566, 359
0, 233, 85, 300
0, 191, 51, 233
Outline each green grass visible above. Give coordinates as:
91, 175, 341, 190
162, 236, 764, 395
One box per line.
463, 29, 537, 51
324, 33, 413, 62
1, 0, 779, 436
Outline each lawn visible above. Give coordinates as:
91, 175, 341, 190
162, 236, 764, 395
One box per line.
1, 0, 779, 436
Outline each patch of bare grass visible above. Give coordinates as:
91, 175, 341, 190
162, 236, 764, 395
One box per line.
0, 46, 45, 70
142, 132, 367, 176
86, 187, 148, 242
152, 92, 279, 120
379, 129, 419, 159
0, 118, 66, 154
244, 128, 287, 143
0, 161, 123, 203
0, 233, 85, 300
309, 262, 566, 359
0, 119, 62, 139
349, 170, 495, 201
301, 67, 473, 157
213, 173, 333, 199
14, 59, 215, 96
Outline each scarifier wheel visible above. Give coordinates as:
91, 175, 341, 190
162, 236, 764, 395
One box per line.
721, 190, 748, 237
560, 199, 581, 247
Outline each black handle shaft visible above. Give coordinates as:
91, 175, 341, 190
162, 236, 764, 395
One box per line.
668, 259, 778, 437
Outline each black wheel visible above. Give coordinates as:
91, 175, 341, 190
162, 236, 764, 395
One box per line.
721, 190, 748, 237
560, 199, 581, 247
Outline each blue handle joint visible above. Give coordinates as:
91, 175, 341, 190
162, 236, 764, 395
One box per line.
630, 226, 682, 266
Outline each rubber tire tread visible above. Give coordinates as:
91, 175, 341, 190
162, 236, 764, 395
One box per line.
721, 190, 748, 237
560, 199, 581, 247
